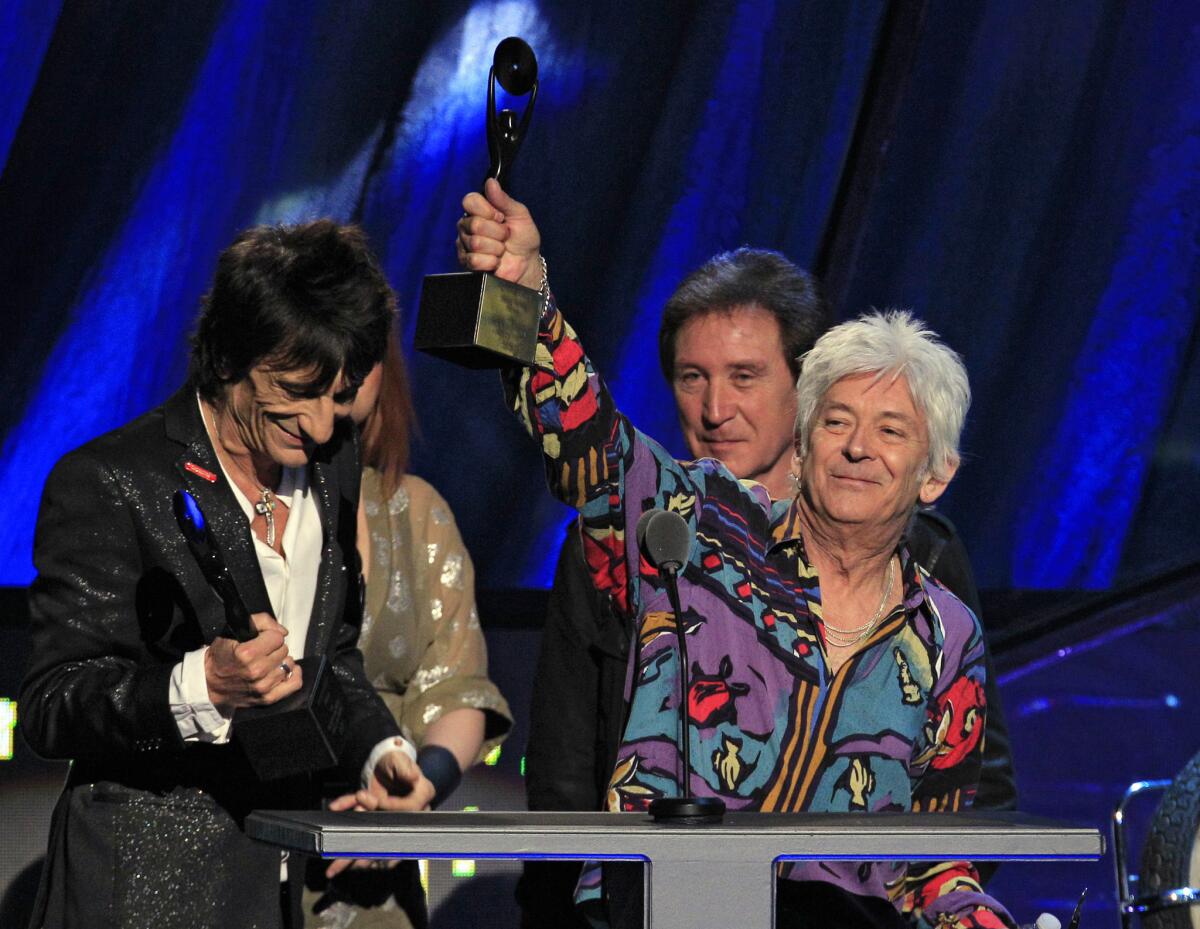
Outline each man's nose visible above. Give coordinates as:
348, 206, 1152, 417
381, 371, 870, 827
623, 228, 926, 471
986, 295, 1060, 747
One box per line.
843, 423, 873, 460
701, 381, 734, 426
299, 397, 336, 445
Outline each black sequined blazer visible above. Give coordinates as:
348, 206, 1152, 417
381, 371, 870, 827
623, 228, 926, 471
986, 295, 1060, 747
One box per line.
20, 384, 401, 929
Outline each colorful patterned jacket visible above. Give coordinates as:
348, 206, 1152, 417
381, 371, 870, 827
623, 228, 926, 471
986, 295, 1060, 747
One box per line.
505, 301, 1012, 929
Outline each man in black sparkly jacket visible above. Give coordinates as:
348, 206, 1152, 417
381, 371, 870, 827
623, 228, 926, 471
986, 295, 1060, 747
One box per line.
21, 222, 432, 929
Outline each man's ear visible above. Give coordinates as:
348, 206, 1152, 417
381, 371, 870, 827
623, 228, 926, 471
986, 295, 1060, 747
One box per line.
918, 458, 958, 505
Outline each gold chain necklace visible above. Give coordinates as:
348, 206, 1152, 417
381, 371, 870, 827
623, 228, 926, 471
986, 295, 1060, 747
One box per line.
203, 401, 279, 547
822, 557, 895, 648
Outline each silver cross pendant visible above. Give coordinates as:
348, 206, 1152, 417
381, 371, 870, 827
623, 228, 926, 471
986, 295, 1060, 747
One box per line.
255, 492, 277, 547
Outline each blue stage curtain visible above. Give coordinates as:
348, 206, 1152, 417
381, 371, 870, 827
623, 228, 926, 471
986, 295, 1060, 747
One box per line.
838, 0, 1200, 588
0, 1, 63, 170
0, 0, 1197, 592
0, 0, 441, 581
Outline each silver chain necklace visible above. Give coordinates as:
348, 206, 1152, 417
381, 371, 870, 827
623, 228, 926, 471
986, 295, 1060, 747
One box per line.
822, 557, 895, 648
204, 401, 279, 547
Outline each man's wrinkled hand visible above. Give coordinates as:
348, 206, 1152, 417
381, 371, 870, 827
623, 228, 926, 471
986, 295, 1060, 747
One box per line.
205, 612, 301, 714
457, 177, 543, 290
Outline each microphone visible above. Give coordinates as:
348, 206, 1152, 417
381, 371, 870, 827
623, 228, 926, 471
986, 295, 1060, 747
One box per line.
637, 509, 690, 572
637, 508, 724, 824
173, 490, 257, 642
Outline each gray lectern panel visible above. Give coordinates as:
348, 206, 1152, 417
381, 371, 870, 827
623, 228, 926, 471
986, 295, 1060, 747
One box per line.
246, 810, 1101, 861
248, 811, 1101, 929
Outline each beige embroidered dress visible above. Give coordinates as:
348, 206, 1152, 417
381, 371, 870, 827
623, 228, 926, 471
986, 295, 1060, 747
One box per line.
306, 471, 511, 929
357, 470, 511, 749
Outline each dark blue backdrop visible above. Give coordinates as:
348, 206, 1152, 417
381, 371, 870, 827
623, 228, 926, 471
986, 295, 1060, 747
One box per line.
1, 0, 1198, 592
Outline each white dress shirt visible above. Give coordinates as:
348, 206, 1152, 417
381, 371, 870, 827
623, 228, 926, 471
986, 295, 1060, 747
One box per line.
169, 397, 414, 774
168, 459, 319, 741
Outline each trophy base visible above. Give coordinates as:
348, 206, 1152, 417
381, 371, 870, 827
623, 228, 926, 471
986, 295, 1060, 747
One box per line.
234, 655, 347, 781
648, 796, 726, 825
416, 271, 542, 368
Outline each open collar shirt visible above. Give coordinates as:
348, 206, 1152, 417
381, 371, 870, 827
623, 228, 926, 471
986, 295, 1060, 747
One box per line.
169, 397, 320, 742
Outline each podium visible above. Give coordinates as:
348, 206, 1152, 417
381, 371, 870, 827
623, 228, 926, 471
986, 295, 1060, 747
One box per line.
247, 810, 1102, 928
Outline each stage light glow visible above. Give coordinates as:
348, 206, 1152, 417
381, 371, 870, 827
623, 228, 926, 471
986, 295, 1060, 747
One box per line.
522, 513, 574, 588
378, 1, 554, 189
451, 859, 476, 878
0, 0, 62, 170
483, 745, 502, 766
252, 133, 380, 226
0, 698, 15, 760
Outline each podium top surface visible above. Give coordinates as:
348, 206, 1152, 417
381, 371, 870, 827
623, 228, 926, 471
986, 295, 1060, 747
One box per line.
246, 810, 1103, 862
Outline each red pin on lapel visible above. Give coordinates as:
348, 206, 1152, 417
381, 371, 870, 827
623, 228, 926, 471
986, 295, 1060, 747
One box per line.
185, 462, 218, 483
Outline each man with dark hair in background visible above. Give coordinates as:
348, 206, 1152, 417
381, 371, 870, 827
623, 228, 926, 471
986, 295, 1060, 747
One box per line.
21, 221, 433, 929
518, 248, 1016, 928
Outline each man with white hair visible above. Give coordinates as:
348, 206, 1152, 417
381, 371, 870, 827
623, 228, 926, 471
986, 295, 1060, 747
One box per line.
460, 180, 1013, 929
519, 250, 1015, 929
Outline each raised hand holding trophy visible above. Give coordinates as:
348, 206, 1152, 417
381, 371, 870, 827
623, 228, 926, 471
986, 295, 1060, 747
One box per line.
415, 37, 544, 368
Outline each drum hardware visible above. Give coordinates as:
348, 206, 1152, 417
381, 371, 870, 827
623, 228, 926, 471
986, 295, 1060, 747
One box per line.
1113, 779, 1200, 929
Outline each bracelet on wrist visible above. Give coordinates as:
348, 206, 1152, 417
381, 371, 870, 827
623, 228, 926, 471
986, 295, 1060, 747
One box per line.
416, 744, 462, 809
536, 254, 549, 318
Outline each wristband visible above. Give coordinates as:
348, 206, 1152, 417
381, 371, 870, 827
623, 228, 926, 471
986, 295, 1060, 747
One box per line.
416, 744, 462, 809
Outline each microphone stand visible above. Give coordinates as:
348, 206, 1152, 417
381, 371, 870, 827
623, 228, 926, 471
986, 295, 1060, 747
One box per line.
639, 509, 725, 824
663, 564, 692, 799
